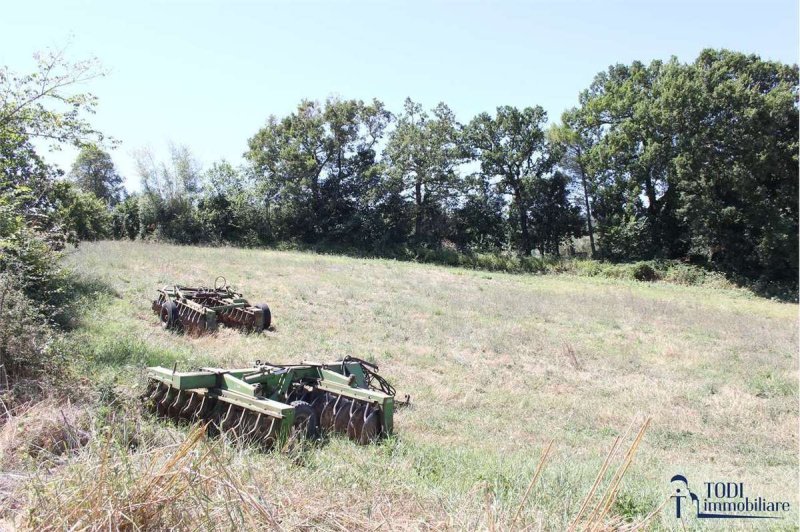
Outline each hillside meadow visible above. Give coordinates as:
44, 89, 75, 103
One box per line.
2, 240, 797, 530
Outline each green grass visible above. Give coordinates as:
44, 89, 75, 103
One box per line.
7, 240, 798, 530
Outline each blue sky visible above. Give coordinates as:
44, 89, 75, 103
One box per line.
3, 0, 798, 191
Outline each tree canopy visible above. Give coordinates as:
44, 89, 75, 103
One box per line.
70, 144, 123, 206
561, 50, 798, 283
4, 47, 794, 295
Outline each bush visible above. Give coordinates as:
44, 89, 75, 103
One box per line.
0, 274, 56, 383
112, 195, 141, 240
0, 227, 69, 315
52, 182, 112, 242
630, 262, 660, 282
570, 260, 604, 277
662, 263, 706, 285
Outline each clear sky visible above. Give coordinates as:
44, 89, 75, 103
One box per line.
3, 0, 798, 191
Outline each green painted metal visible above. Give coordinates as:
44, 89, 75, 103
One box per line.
143, 358, 398, 447
147, 366, 217, 389
152, 277, 270, 334
216, 389, 292, 419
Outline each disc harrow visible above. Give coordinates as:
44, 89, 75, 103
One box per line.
152, 276, 271, 335
141, 357, 397, 448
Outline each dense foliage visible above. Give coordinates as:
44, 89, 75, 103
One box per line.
557, 50, 798, 287
108, 49, 795, 291
2, 48, 797, 323
0, 50, 111, 382
69, 144, 124, 206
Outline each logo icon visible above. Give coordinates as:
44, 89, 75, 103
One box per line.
670, 474, 790, 520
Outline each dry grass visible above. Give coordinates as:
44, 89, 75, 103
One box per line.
20, 424, 454, 531
18, 418, 659, 531
0, 399, 90, 467
17, 420, 660, 531
2, 240, 796, 530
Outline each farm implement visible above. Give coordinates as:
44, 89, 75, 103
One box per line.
152, 276, 270, 335
141, 356, 396, 447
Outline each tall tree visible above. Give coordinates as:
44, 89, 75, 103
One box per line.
666, 50, 798, 282
135, 144, 202, 242
69, 144, 123, 205
527, 170, 584, 256
0, 48, 109, 253
452, 173, 507, 251
383, 98, 466, 244
0, 48, 109, 316
196, 160, 269, 245
577, 59, 681, 259
550, 109, 602, 256
50, 181, 111, 241
246, 97, 390, 245
466, 106, 558, 256
111, 194, 140, 240
0, 48, 107, 148
574, 49, 798, 283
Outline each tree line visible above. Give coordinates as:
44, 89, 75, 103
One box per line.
9, 48, 799, 292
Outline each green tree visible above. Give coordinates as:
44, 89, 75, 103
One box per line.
574, 49, 798, 285
0, 49, 106, 148
198, 160, 242, 243
0, 48, 108, 333
528, 171, 584, 256
111, 194, 141, 240
196, 160, 269, 245
51, 181, 112, 241
383, 98, 466, 244
136, 144, 202, 242
550, 109, 603, 256
246, 97, 391, 245
69, 144, 123, 206
452, 173, 507, 251
0, 145, 64, 303
466, 106, 559, 256
576, 59, 682, 259
667, 50, 798, 283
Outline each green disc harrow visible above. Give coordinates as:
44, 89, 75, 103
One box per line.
141, 356, 397, 446
152, 276, 271, 335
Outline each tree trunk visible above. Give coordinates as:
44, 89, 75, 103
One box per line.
263, 196, 272, 242
513, 182, 532, 256
645, 166, 659, 253
310, 172, 321, 237
645, 170, 658, 216
414, 176, 423, 238
578, 163, 596, 256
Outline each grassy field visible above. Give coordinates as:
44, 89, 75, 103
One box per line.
5, 240, 798, 530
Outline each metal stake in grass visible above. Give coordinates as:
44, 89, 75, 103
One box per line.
586, 417, 652, 532
508, 438, 554, 530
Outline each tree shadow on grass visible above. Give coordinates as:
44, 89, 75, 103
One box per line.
50, 272, 121, 331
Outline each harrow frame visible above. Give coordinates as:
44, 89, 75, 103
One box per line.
143, 358, 395, 446
152, 277, 270, 335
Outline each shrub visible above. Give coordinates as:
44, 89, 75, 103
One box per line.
572, 260, 604, 277
112, 195, 141, 240
662, 263, 705, 285
630, 262, 660, 282
0, 274, 56, 383
52, 182, 112, 242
